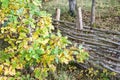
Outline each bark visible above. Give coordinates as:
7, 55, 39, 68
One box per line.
68, 0, 77, 16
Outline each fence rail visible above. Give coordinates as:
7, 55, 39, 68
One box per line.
52, 19, 120, 76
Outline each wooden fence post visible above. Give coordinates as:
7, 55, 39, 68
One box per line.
55, 8, 61, 25
76, 7, 83, 30
90, 0, 96, 26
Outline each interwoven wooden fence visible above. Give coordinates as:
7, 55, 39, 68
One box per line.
53, 19, 120, 77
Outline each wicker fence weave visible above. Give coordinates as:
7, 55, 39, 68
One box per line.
53, 19, 120, 75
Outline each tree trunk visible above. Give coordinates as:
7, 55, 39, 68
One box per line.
68, 0, 77, 16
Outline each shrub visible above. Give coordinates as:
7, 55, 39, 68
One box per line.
0, 0, 88, 79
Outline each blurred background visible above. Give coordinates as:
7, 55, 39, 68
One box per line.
42, 0, 120, 31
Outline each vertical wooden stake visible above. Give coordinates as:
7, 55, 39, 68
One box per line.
55, 8, 61, 25
90, 0, 96, 26
76, 7, 83, 30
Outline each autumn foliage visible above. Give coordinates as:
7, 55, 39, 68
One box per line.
0, 0, 88, 79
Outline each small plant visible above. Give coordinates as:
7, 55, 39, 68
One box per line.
79, 68, 117, 80
0, 0, 88, 79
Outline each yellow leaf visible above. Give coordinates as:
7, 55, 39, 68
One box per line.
0, 65, 3, 74
60, 58, 69, 64
0, 77, 7, 80
32, 32, 39, 39
10, 28, 16, 33
9, 66, 16, 76
16, 63, 23, 69
49, 64, 56, 72
4, 66, 16, 76
4, 67, 9, 75
3, 62, 10, 66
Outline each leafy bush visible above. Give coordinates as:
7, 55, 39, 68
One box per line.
0, 0, 88, 79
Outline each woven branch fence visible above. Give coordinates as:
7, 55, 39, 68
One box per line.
53, 19, 120, 77
53, 7, 120, 78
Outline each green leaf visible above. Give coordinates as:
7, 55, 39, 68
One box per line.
1, 0, 9, 8
55, 57, 59, 64
17, 8, 24, 15
34, 68, 41, 79
74, 51, 79, 55
25, 54, 31, 61
51, 46, 59, 55
0, 51, 11, 62
19, 32, 27, 39
35, 48, 44, 55
39, 11, 47, 17
79, 45, 83, 50
32, 54, 39, 59
57, 30, 62, 37
30, 22, 35, 28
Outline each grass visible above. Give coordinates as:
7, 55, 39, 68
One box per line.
42, 0, 119, 14
42, 0, 69, 14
